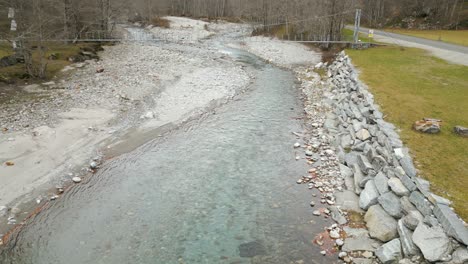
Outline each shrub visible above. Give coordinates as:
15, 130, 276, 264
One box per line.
151, 17, 170, 28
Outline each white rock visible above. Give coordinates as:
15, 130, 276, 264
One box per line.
336, 239, 344, 246
356, 129, 371, 141
330, 230, 340, 239
72, 177, 82, 183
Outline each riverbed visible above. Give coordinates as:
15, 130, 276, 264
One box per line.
0, 20, 332, 264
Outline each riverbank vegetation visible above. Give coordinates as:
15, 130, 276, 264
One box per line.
346, 46, 468, 220
0, 43, 101, 83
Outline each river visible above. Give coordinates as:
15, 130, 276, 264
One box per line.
0, 46, 334, 264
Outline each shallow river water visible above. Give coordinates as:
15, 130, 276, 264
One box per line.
0, 48, 334, 264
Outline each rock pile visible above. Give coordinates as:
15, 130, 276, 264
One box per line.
414, 118, 442, 134
311, 51, 468, 264
454, 126, 468, 137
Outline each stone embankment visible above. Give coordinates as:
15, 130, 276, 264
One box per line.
308, 51, 468, 264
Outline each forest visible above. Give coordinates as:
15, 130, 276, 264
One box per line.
0, 0, 466, 78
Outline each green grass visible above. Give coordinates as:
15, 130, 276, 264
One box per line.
342, 28, 373, 43
0, 43, 14, 57
385, 29, 468, 47
0, 42, 97, 82
346, 46, 468, 220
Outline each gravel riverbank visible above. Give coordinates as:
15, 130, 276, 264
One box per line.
0, 17, 251, 239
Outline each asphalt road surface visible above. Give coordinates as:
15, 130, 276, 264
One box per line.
350, 26, 468, 66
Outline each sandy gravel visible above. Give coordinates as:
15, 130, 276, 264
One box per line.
236, 36, 322, 68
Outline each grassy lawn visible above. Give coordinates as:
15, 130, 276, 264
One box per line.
385, 29, 468, 47
346, 46, 468, 220
342, 28, 373, 43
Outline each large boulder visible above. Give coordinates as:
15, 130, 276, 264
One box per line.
365, 205, 398, 242
378, 192, 403, 218
359, 180, 380, 210
375, 239, 403, 264
412, 223, 452, 262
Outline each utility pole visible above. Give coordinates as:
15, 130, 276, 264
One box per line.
353, 9, 362, 43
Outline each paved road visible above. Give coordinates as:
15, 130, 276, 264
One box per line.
350, 26, 468, 66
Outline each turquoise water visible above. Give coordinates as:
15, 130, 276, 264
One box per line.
0, 49, 334, 264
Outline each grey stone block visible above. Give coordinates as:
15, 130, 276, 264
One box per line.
378, 192, 403, 218
433, 203, 468, 246
375, 239, 403, 264
365, 205, 398, 242
402, 211, 424, 231
397, 220, 419, 257
360, 180, 380, 210
335, 190, 363, 213
342, 236, 382, 252
399, 174, 417, 192
353, 164, 370, 189
388, 177, 410, 197
400, 196, 417, 215
400, 156, 417, 178
412, 223, 452, 262
374, 171, 390, 195
409, 191, 433, 216
358, 154, 375, 176
452, 247, 468, 264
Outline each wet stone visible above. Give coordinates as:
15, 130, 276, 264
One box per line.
238, 241, 266, 258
